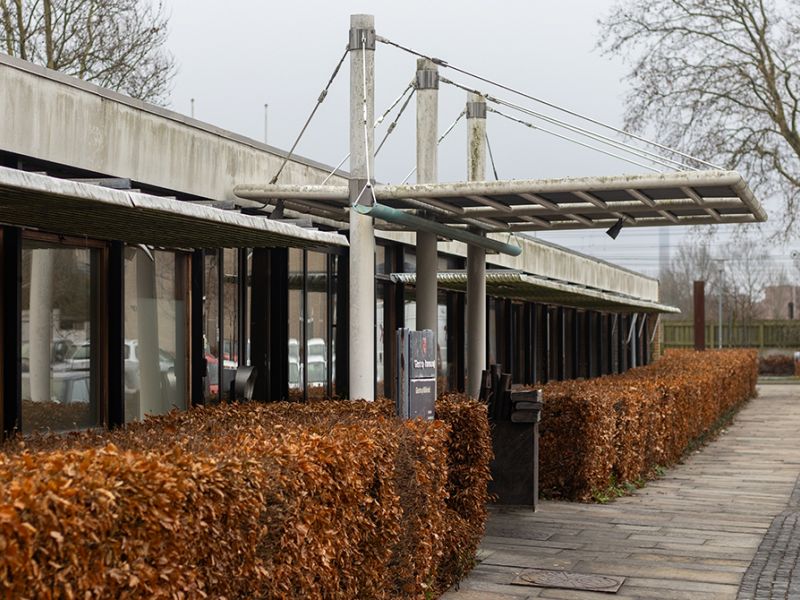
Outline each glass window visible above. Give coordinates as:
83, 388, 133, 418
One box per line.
376, 284, 385, 393
288, 249, 303, 396
204, 251, 220, 402
221, 248, 239, 401
404, 287, 417, 331
123, 247, 188, 422
437, 293, 448, 391
403, 247, 416, 272
21, 240, 99, 433
376, 244, 387, 275
331, 254, 341, 395
306, 251, 328, 398
487, 297, 497, 365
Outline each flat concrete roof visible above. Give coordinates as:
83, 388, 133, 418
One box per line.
0, 168, 348, 249
390, 270, 678, 313
0, 52, 350, 209
0, 52, 347, 180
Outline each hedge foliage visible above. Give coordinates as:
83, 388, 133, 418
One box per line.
758, 353, 795, 376
539, 349, 758, 501
0, 396, 491, 599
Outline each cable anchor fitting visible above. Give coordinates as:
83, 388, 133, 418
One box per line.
348, 27, 376, 50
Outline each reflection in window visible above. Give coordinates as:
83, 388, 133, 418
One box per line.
123, 247, 188, 422
376, 284, 385, 392
331, 254, 340, 395
21, 240, 98, 433
487, 297, 497, 365
404, 289, 417, 331
288, 249, 303, 396
438, 293, 448, 391
204, 251, 220, 401
307, 251, 328, 398
221, 248, 239, 401
376, 244, 387, 275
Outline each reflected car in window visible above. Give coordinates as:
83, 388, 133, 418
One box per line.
306, 355, 327, 388
67, 339, 175, 399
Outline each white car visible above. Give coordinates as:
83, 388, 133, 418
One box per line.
21, 371, 90, 404
68, 339, 174, 397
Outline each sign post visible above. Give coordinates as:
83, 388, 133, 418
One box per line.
396, 328, 436, 420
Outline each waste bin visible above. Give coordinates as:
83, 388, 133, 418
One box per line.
487, 384, 543, 510
232, 366, 257, 401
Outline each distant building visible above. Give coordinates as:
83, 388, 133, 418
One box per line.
759, 285, 799, 320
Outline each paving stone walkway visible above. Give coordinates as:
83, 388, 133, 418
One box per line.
736, 471, 800, 599
443, 384, 800, 600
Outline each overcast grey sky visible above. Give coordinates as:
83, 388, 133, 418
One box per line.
162, 0, 785, 278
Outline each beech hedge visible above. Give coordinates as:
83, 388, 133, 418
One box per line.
0, 395, 491, 599
539, 349, 758, 501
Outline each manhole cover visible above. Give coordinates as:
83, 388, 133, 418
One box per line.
511, 569, 625, 593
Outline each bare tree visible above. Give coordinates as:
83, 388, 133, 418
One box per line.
0, 0, 174, 104
661, 232, 783, 325
659, 236, 719, 316
722, 237, 766, 320
600, 0, 800, 232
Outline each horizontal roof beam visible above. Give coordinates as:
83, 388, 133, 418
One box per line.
506, 213, 759, 232
457, 197, 751, 219
371, 170, 746, 199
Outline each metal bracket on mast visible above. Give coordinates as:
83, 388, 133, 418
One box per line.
348, 27, 376, 50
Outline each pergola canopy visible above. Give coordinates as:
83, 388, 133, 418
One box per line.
390, 270, 680, 314
0, 167, 348, 249
234, 169, 766, 234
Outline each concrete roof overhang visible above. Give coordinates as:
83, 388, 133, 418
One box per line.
234, 169, 766, 234
0, 167, 348, 249
390, 270, 680, 314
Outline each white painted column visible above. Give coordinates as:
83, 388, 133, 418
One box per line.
348, 14, 376, 401
466, 93, 487, 398
29, 249, 54, 402
415, 58, 439, 339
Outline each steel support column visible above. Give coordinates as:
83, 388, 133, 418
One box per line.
609, 314, 618, 374
544, 307, 552, 382
586, 311, 595, 378
571, 309, 580, 379
694, 280, 706, 351
268, 249, 289, 401
107, 241, 125, 427
1, 226, 22, 437
250, 248, 270, 401
335, 254, 350, 398
251, 248, 290, 402
557, 307, 566, 380
190, 250, 205, 407
618, 314, 628, 372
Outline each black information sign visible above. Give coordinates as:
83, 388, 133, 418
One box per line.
396, 328, 436, 420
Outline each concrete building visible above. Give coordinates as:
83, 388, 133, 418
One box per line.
1, 46, 760, 436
